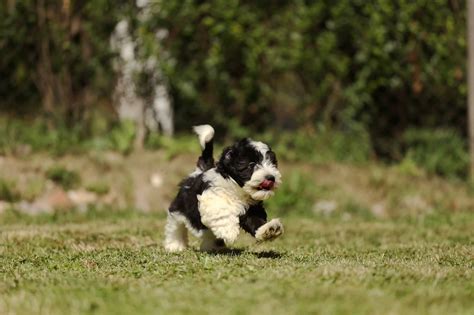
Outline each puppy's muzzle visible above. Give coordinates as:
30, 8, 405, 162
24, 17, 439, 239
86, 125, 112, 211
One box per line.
258, 175, 276, 190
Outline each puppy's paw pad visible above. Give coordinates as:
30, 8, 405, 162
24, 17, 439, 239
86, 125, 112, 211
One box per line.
255, 219, 284, 242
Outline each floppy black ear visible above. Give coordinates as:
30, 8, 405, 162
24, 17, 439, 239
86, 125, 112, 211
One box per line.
219, 146, 234, 167
224, 147, 233, 161
216, 146, 235, 176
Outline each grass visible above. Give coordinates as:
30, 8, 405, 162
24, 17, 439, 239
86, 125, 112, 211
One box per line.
0, 208, 472, 315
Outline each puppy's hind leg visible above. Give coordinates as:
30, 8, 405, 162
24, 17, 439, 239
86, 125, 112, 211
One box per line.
164, 213, 188, 252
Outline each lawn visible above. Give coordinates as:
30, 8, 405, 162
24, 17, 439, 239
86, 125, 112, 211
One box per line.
0, 209, 472, 315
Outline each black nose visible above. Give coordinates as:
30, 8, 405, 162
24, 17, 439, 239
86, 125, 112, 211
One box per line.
265, 175, 275, 182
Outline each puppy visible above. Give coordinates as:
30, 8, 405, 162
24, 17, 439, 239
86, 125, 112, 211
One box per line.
164, 125, 283, 252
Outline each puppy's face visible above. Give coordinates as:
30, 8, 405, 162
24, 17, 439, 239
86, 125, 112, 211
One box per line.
218, 138, 282, 201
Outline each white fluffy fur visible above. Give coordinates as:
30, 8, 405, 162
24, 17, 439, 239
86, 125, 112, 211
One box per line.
164, 212, 203, 252
198, 169, 253, 245
163, 213, 189, 252
250, 140, 269, 155
193, 124, 214, 149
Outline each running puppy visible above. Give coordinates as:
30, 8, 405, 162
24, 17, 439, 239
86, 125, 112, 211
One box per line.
164, 125, 283, 252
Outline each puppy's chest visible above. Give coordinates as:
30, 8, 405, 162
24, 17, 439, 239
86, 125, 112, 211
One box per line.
197, 186, 253, 217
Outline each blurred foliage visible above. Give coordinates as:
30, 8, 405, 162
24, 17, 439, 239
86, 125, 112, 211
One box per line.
0, 118, 83, 155
266, 171, 315, 216
0, 1, 469, 178
0, 116, 470, 179
146, 133, 200, 159
0, 0, 133, 119
140, 0, 466, 156
0, 178, 21, 202
261, 124, 371, 164
46, 166, 81, 190
402, 128, 469, 179
108, 120, 136, 154
86, 181, 110, 196
0, 117, 136, 155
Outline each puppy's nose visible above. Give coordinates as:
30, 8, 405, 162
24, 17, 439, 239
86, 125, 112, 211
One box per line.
265, 175, 275, 182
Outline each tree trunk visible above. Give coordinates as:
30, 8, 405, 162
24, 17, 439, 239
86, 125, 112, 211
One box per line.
468, 0, 474, 180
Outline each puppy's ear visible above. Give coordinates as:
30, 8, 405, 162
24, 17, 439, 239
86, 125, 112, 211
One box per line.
222, 147, 234, 164
216, 146, 235, 174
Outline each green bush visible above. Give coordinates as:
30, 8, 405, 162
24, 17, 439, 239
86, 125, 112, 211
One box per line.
262, 125, 371, 164
0, 1, 468, 170
266, 171, 316, 216
0, 1, 133, 119
86, 181, 110, 195
0, 118, 81, 155
142, 0, 466, 154
402, 128, 469, 179
108, 120, 136, 154
0, 118, 139, 155
46, 166, 81, 190
146, 133, 199, 160
0, 178, 21, 202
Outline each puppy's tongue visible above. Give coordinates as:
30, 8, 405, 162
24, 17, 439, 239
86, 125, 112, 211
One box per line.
259, 179, 274, 190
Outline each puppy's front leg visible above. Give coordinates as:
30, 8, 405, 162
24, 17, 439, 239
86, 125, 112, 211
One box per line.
240, 203, 284, 242
198, 193, 241, 246
204, 216, 240, 246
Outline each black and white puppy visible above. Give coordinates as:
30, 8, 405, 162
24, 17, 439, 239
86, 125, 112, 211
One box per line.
164, 125, 283, 252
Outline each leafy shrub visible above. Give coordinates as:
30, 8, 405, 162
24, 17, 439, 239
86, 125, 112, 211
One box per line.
108, 120, 136, 154
22, 178, 45, 202
0, 118, 140, 155
0, 178, 21, 202
142, 0, 466, 156
86, 182, 110, 196
402, 128, 469, 179
46, 166, 81, 190
262, 125, 371, 164
0, 118, 81, 155
1, 1, 468, 165
266, 171, 316, 217
146, 133, 199, 159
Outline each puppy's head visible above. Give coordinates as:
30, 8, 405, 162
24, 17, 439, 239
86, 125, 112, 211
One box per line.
217, 138, 282, 201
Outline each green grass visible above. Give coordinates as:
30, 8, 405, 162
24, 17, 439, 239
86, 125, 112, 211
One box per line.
0, 209, 472, 315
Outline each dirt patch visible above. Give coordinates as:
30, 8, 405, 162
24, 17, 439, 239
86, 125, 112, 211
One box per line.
0, 151, 197, 213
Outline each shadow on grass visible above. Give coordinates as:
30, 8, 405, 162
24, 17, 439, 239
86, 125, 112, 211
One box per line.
205, 248, 283, 259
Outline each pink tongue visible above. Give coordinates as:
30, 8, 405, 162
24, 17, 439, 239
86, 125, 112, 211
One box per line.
260, 179, 274, 190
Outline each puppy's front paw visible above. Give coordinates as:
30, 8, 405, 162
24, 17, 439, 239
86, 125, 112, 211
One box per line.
255, 218, 284, 242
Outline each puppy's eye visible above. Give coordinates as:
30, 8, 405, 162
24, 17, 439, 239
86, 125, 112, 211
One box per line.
248, 162, 256, 169
266, 151, 278, 166
237, 161, 248, 170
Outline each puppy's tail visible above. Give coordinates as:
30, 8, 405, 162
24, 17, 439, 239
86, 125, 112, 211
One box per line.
193, 124, 215, 171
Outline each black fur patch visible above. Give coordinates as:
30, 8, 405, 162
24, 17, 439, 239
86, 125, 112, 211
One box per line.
169, 173, 210, 231
239, 202, 268, 236
216, 138, 264, 186
197, 139, 214, 171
